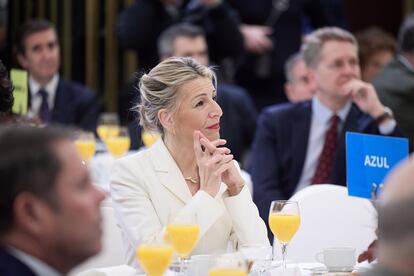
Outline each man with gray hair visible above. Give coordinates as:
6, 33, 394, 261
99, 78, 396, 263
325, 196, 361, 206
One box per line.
250, 27, 403, 239
373, 14, 414, 146
284, 53, 315, 102
361, 157, 414, 275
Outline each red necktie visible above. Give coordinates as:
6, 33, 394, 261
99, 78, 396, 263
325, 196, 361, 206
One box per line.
311, 115, 340, 184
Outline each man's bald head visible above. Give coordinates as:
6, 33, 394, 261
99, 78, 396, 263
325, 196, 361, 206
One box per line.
375, 156, 414, 274
381, 156, 414, 204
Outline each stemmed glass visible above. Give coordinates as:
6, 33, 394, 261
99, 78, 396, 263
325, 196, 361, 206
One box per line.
239, 244, 273, 275
269, 200, 301, 271
166, 215, 200, 275
106, 126, 131, 158
74, 130, 96, 163
141, 130, 160, 147
136, 243, 173, 276
208, 252, 248, 276
96, 113, 120, 144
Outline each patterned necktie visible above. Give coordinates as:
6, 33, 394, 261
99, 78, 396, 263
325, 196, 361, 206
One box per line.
311, 114, 340, 184
38, 89, 50, 123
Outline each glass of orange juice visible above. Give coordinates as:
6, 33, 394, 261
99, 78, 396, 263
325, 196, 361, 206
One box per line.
106, 127, 131, 158
166, 215, 199, 275
74, 131, 96, 162
208, 252, 247, 276
141, 130, 160, 147
96, 113, 120, 143
136, 244, 173, 276
269, 200, 301, 271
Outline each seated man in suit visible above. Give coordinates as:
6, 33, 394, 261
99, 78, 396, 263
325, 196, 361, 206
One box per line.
0, 126, 106, 276
362, 157, 414, 275
16, 19, 98, 132
373, 14, 414, 146
122, 23, 257, 164
284, 52, 316, 103
250, 27, 402, 238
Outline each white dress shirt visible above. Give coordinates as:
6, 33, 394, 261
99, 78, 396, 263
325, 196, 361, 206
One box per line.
7, 246, 60, 276
295, 97, 351, 192
28, 74, 59, 119
295, 96, 396, 193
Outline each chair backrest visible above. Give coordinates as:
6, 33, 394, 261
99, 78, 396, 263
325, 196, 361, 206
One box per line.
69, 202, 127, 275
274, 184, 377, 263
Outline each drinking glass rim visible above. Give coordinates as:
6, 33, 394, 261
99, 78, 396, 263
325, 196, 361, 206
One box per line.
270, 200, 298, 204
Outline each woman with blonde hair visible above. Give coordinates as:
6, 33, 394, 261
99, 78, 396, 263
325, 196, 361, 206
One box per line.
110, 57, 269, 267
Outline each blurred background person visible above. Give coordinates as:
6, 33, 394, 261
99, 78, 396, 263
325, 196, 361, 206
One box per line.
121, 23, 257, 164
362, 156, 414, 275
0, 126, 106, 276
0, 59, 13, 123
355, 27, 396, 82
116, 0, 244, 76
16, 19, 98, 132
228, 0, 335, 111
284, 52, 316, 102
111, 57, 268, 268
374, 14, 414, 146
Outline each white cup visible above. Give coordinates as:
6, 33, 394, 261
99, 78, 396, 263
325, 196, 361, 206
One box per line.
316, 247, 356, 272
188, 254, 210, 276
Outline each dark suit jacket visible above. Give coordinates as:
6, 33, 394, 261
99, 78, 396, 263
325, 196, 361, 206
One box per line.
0, 247, 37, 276
249, 100, 403, 232
373, 58, 414, 146
215, 83, 257, 162
29, 79, 98, 132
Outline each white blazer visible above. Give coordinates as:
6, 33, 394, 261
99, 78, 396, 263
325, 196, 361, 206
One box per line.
110, 139, 269, 267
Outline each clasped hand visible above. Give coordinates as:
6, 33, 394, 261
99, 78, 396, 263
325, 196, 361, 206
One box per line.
341, 79, 385, 118
193, 131, 244, 197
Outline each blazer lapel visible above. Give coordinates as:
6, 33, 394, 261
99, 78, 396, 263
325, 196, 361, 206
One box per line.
51, 80, 63, 122
148, 140, 192, 204
331, 105, 360, 186
290, 102, 312, 186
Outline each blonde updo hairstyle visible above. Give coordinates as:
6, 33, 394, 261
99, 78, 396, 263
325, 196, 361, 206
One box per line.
137, 57, 216, 136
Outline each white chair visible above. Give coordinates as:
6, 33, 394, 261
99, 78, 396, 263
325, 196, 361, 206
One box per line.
70, 202, 127, 275
274, 184, 377, 263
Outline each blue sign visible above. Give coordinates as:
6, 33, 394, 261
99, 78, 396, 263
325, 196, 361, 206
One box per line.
346, 132, 409, 199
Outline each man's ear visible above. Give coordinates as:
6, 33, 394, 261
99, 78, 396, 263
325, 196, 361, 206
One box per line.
17, 53, 28, 69
307, 67, 317, 83
13, 192, 54, 236
284, 82, 294, 102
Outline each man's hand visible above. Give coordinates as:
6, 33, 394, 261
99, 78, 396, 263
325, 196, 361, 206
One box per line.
342, 79, 385, 118
240, 24, 273, 54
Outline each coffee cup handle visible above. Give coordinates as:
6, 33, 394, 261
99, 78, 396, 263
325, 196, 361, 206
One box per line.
315, 252, 324, 263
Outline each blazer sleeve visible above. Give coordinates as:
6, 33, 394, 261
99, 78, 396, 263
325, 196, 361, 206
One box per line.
224, 186, 270, 247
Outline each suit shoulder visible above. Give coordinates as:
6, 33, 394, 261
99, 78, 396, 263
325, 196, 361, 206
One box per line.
261, 101, 310, 120
59, 79, 95, 94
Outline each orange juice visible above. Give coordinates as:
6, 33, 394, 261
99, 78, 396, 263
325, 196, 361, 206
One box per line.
74, 140, 96, 161
106, 136, 130, 158
166, 224, 199, 258
142, 131, 160, 147
97, 125, 120, 142
136, 244, 173, 276
208, 268, 247, 276
268, 213, 300, 244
